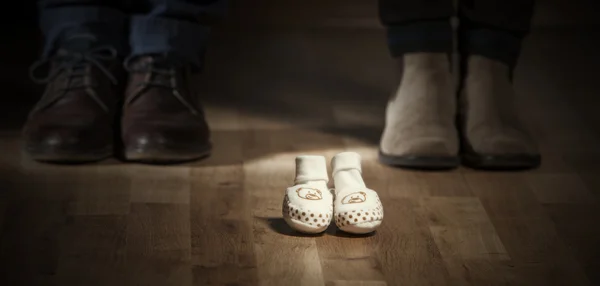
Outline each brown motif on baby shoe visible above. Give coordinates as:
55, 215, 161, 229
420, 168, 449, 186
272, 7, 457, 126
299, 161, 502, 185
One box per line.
341, 191, 367, 204
296, 188, 323, 200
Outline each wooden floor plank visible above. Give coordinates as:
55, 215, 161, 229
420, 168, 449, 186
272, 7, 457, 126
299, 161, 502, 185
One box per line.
245, 156, 326, 286
465, 173, 591, 285
372, 198, 450, 286
0, 200, 65, 285
0, 192, 7, 237
129, 166, 192, 204
126, 203, 193, 286
55, 215, 128, 286
422, 196, 513, 286
526, 173, 596, 204
66, 167, 132, 216
544, 204, 600, 285
190, 165, 259, 285
316, 225, 385, 285
127, 203, 191, 261
463, 174, 546, 219
577, 171, 600, 199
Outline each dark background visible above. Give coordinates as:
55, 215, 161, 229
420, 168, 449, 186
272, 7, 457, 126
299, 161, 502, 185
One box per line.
1, 0, 599, 131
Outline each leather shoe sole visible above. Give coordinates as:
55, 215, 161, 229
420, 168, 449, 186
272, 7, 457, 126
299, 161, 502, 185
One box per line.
124, 143, 212, 164
24, 144, 113, 163
378, 150, 460, 170
461, 152, 541, 170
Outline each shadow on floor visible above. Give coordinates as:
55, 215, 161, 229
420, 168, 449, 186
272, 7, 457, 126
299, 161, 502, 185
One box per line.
259, 217, 377, 238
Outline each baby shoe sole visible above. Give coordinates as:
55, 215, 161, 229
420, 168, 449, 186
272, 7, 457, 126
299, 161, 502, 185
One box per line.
337, 220, 382, 234
283, 216, 329, 234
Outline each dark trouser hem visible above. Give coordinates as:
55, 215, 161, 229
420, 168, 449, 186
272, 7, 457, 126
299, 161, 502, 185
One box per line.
379, 0, 535, 63
128, 0, 227, 70
458, 0, 535, 36
379, 0, 454, 25
379, 0, 535, 34
386, 20, 453, 58
39, 6, 127, 57
129, 15, 210, 69
457, 0, 534, 71
458, 24, 524, 70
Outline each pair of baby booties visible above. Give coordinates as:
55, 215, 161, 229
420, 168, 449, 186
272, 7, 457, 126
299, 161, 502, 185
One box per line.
282, 152, 384, 234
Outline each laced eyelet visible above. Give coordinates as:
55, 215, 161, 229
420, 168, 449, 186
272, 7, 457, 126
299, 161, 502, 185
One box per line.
28, 45, 118, 113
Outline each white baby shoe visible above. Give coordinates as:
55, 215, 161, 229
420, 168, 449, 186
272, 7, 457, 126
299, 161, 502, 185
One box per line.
282, 155, 334, 233
332, 152, 383, 234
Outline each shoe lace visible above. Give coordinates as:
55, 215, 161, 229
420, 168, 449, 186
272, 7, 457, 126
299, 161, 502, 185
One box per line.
123, 56, 200, 116
29, 45, 119, 113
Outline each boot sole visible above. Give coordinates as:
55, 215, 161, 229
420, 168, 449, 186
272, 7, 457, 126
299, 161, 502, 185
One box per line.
378, 150, 460, 170
461, 153, 541, 170
123, 144, 212, 164
24, 145, 113, 163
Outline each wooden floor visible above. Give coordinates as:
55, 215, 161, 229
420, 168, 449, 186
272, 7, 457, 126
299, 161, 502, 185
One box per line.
1, 4, 600, 286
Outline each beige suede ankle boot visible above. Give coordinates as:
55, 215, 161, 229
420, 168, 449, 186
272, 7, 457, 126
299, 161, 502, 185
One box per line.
459, 55, 541, 169
379, 52, 459, 169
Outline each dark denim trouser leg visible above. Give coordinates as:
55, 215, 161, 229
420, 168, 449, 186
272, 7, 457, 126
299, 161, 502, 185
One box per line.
129, 0, 227, 69
38, 0, 128, 57
458, 0, 536, 69
378, 0, 535, 67
378, 0, 454, 57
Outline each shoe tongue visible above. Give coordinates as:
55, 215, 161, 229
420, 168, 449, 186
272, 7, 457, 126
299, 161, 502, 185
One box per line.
150, 56, 175, 69
126, 55, 179, 71
60, 33, 99, 53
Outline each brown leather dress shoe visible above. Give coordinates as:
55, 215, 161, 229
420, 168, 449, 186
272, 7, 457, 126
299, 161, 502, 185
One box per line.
121, 56, 211, 163
22, 46, 123, 162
